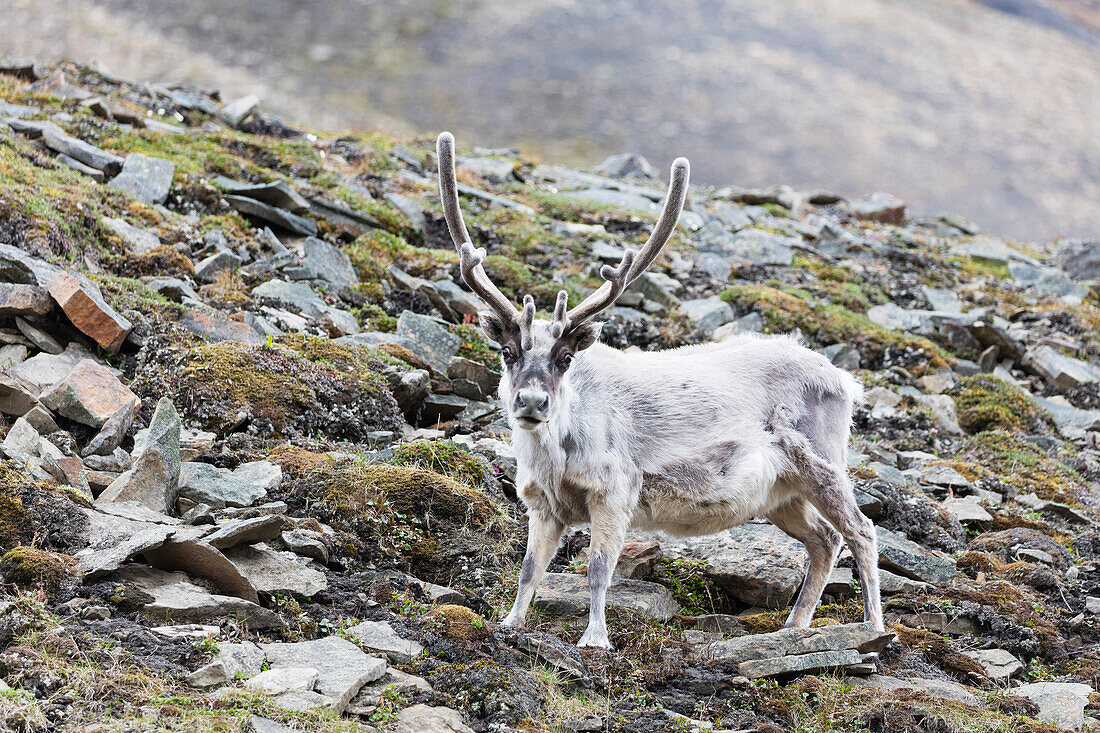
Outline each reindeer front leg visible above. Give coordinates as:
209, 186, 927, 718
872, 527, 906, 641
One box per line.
578, 496, 630, 649
503, 510, 565, 628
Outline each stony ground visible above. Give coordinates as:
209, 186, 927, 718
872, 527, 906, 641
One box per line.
0, 58, 1100, 733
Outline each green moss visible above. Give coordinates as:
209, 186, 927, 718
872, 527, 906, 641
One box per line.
0, 547, 68, 595
422, 605, 489, 641
450, 322, 497, 367
481, 255, 534, 298
391, 440, 487, 487
952, 375, 1053, 434
344, 229, 456, 288
761, 202, 790, 217
177, 338, 396, 439
0, 492, 28, 552
959, 431, 1084, 505
90, 272, 185, 321
719, 283, 949, 373
328, 464, 498, 529
651, 558, 727, 615
518, 188, 623, 224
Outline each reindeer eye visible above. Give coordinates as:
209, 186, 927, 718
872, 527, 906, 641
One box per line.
559, 353, 573, 369
501, 346, 515, 362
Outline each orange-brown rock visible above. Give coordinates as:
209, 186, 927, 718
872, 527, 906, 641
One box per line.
47, 273, 132, 353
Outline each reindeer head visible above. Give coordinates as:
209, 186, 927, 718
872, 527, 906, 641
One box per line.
436, 132, 689, 429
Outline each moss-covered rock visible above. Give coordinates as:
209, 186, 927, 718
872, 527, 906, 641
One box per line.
0, 547, 70, 596
952, 374, 1053, 434
428, 659, 541, 725
956, 431, 1085, 505
390, 441, 488, 487
422, 604, 489, 641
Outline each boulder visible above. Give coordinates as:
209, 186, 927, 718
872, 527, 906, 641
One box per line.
852, 674, 976, 705
876, 527, 957, 584
179, 462, 267, 508
1053, 239, 1100, 281
679, 297, 735, 334
346, 620, 425, 663
698, 229, 796, 266
942, 496, 993, 523
245, 667, 320, 695
962, 648, 1022, 681
222, 543, 327, 597
849, 192, 905, 224
40, 360, 139, 428
396, 311, 461, 373
96, 398, 180, 515
41, 128, 123, 174
232, 461, 283, 490
259, 636, 386, 713
214, 177, 310, 213
0, 376, 37, 416
107, 153, 175, 204
1025, 345, 1100, 392
109, 565, 280, 628
533, 572, 679, 621
178, 306, 264, 344
47, 273, 133, 352
9, 342, 97, 396
1014, 682, 1093, 730
75, 511, 175, 578
662, 521, 807, 608
194, 251, 241, 283
225, 195, 318, 236
203, 516, 285, 550
82, 399, 138, 457
286, 237, 358, 288
394, 705, 475, 733
143, 537, 260, 603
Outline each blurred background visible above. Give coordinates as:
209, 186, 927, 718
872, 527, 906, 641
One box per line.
2, 0, 1098, 242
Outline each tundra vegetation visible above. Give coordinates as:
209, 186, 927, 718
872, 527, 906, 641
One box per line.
0, 60, 1098, 732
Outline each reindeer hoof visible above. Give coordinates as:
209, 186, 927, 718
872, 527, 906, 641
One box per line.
577, 631, 613, 650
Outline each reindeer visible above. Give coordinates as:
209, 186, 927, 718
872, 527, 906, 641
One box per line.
435, 132, 882, 649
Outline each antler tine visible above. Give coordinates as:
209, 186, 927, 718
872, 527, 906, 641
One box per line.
436, 132, 518, 321
550, 290, 569, 338
564, 156, 689, 328
519, 294, 536, 350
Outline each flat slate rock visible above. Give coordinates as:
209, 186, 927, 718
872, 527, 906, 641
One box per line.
203, 515, 285, 550
396, 311, 461, 373
180, 462, 267, 508
346, 620, 424, 663
110, 565, 281, 628
222, 543, 327, 597
706, 623, 894, 663
143, 537, 260, 603
226, 194, 318, 236
108, 153, 175, 204
48, 272, 133, 352
876, 526, 957, 584
533, 572, 679, 621
1014, 682, 1093, 730
260, 636, 386, 713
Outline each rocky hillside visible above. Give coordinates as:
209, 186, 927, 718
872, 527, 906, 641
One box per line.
1, 58, 1100, 732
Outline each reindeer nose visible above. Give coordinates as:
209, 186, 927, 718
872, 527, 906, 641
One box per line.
515, 388, 550, 416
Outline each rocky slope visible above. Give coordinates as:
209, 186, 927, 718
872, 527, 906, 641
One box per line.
0, 58, 1099, 732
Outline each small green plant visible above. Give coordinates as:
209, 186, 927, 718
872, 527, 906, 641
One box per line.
369, 687, 409, 727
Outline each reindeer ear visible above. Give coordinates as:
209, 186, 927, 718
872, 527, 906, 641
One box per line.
567, 321, 603, 352
479, 311, 514, 345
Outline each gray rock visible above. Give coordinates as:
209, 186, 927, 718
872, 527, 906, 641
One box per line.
1033, 395, 1100, 439
922, 287, 962, 313
1053, 239, 1100, 281
420, 394, 469, 424
107, 154, 175, 204
693, 252, 733, 281
226, 195, 318, 237
1010, 261, 1088, 300
220, 94, 259, 128
76, 511, 175, 579
533, 572, 679, 621
249, 717, 298, 733
430, 278, 486, 319
287, 237, 358, 289
282, 529, 330, 563
949, 237, 1039, 267
705, 622, 894, 679
251, 279, 328, 318
15, 316, 61, 354
594, 152, 658, 180
397, 311, 462, 373
96, 398, 181, 515
852, 674, 976, 705
179, 462, 267, 508
1025, 345, 1100, 392
260, 636, 386, 713
145, 277, 200, 302
194, 251, 242, 283
82, 399, 138, 458
395, 704, 475, 733
355, 668, 433, 706
110, 565, 280, 628
876, 526, 957, 584
219, 641, 266, 678
457, 156, 516, 183
561, 188, 657, 212
223, 543, 327, 597
203, 515, 285, 550
0, 283, 52, 316
213, 177, 309, 213
699, 228, 796, 266
1014, 682, 1093, 730
178, 305, 265, 344
627, 272, 683, 309
246, 667, 320, 695
679, 297, 735, 334
0, 344, 28, 372
662, 521, 806, 608
384, 192, 427, 231
41, 129, 123, 175
232, 461, 283, 490
0, 416, 41, 460
963, 648, 1022, 681
143, 537, 260, 603
447, 358, 500, 400
942, 495, 993, 523
918, 464, 971, 489
347, 620, 425, 663
849, 192, 905, 224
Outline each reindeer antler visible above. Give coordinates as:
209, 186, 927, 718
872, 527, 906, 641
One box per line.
437, 132, 519, 325
554, 157, 690, 334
